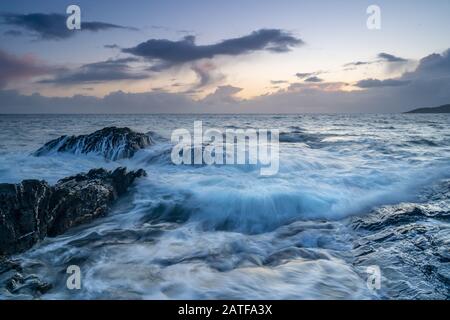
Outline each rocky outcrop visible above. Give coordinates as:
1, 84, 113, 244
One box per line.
0, 167, 146, 256
34, 127, 152, 160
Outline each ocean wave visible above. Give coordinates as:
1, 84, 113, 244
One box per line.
126, 155, 450, 235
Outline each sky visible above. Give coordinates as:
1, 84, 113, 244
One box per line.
0, 0, 449, 113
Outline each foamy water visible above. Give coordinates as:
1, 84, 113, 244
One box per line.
1, 114, 449, 299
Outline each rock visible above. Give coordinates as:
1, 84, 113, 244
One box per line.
0, 167, 146, 255
48, 167, 146, 236
0, 180, 53, 255
34, 127, 152, 160
5, 273, 52, 296
0, 257, 22, 275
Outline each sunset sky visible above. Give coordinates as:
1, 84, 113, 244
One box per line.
1, 0, 449, 113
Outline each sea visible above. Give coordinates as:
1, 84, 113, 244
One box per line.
0, 113, 449, 299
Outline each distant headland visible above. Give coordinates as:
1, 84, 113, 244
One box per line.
405, 104, 450, 113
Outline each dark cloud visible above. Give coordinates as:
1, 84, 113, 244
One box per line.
104, 44, 120, 49
295, 72, 314, 79
39, 57, 148, 85
343, 61, 374, 67
270, 80, 288, 84
296, 71, 325, 80
0, 13, 136, 40
355, 78, 411, 88
123, 29, 303, 70
353, 49, 449, 93
304, 76, 323, 83
378, 52, 408, 63
0, 49, 54, 88
403, 49, 450, 80
344, 53, 407, 69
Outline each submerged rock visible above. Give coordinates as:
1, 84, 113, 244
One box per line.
34, 127, 152, 160
0, 257, 22, 275
0, 167, 146, 256
5, 272, 52, 296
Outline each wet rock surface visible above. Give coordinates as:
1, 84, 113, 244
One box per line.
0, 167, 146, 256
351, 180, 450, 299
0, 180, 53, 255
5, 272, 52, 296
0, 256, 51, 299
34, 127, 152, 160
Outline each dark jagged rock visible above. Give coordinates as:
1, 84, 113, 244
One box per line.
0, 167, 146, 256
34, 127, 152, 160
48, 167, 146, 236
0, 180, 53, 255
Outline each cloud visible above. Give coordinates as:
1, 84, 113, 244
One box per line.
1, 74, 449, 115
270, 80, 288, 84
402, 49, 450, 80
343, 61, 374, 67
353, 51, 449, 89
355, 78, 411, 88
191, 64, 211, 88
39, 57, 148, 85
2, 49, 450, 114
0, 89, 200, 113
344, 53, 408, 69
295, 72, 314, 79
286, 81, 348, 93
202, 85, 243, 104
0, 13, 136, 40
295, 71, 325, 80
0, 49, 54, 88
378, 52, 408, 63
104, 44, 120, 49
123, 29, 303, 70
304, 76, 323, 83
190, 62, 225, 89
